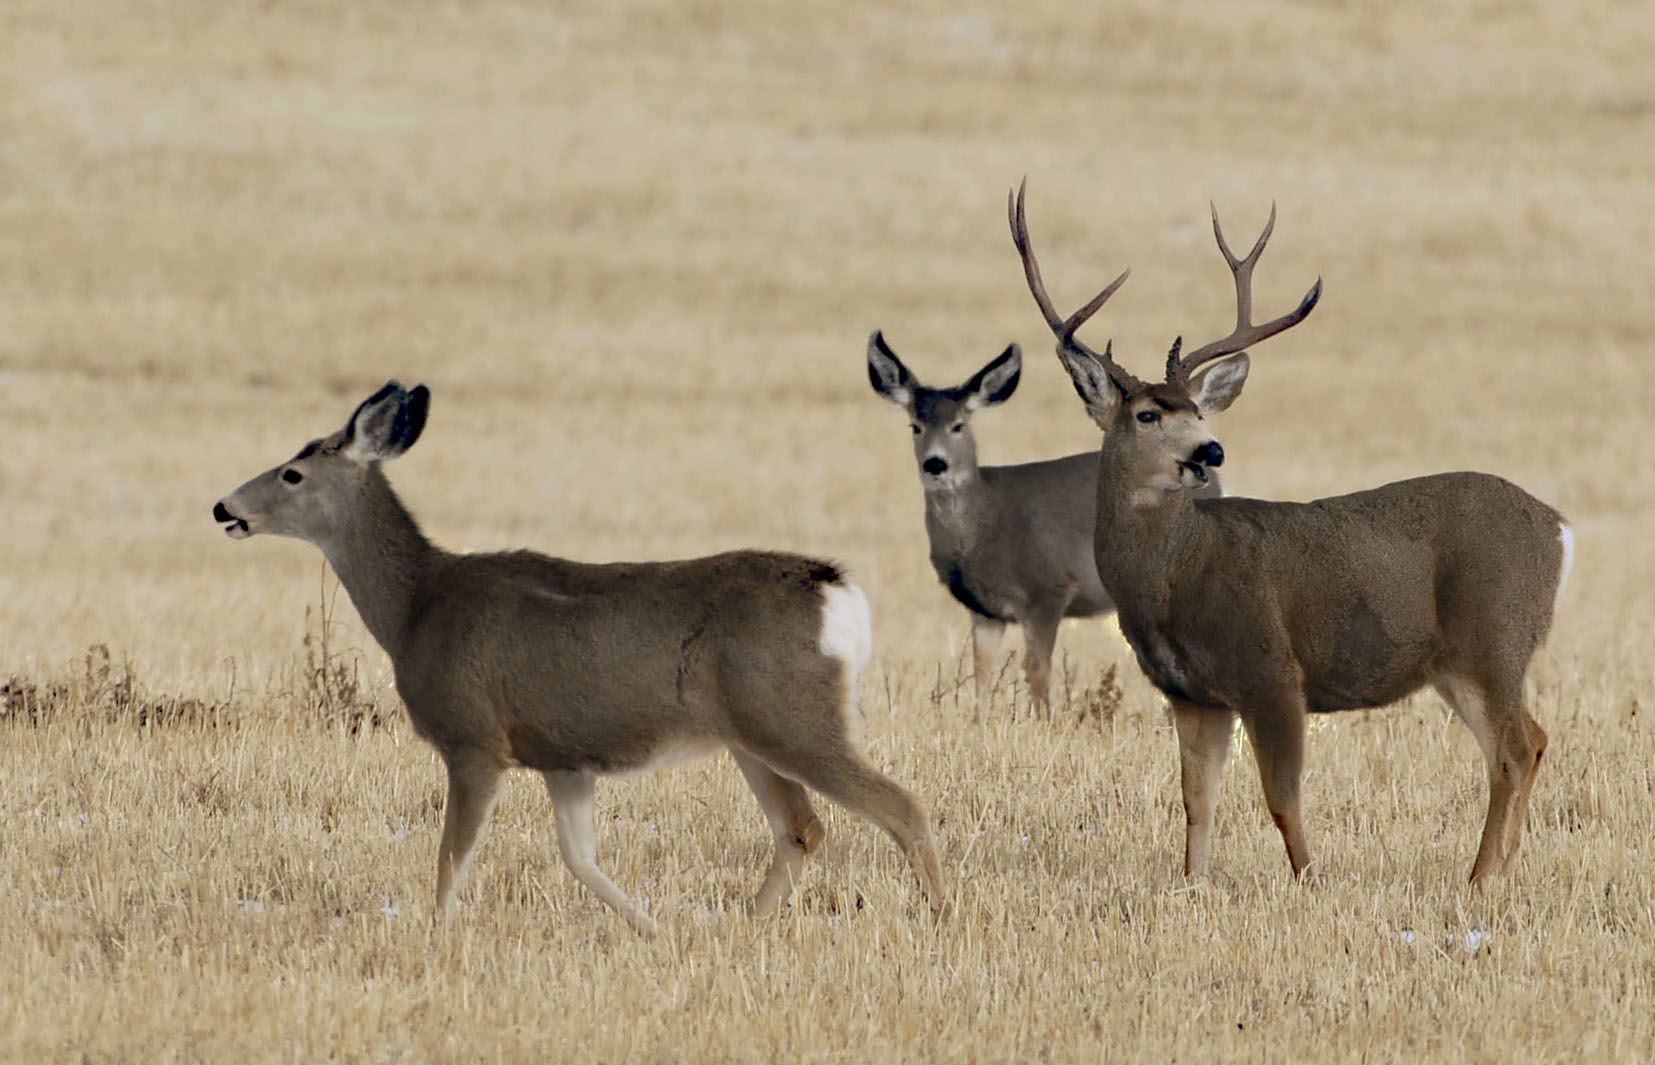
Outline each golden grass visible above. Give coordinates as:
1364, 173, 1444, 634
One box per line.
2, 0, 1653, 1060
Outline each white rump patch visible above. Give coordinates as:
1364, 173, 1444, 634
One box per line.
819, 580, 872, 674
819, 580, 873, 744
1553, 522, 1575, 620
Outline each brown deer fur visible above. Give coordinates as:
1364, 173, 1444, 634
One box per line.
1011, 183, 1571, 882
214, 382, 945, 934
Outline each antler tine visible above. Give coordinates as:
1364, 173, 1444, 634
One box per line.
1008, 179, 1145, 391
1173, 202, 1321, 383
1210, 200, 1274, 273
1060, 267, 1133, 352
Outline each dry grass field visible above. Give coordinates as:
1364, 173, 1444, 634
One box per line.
3, 0, 1653, 1061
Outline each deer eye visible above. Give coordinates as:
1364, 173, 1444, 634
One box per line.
909, 424, 921, 436
1136, 410, 1160, 425
280, 468, 304, 485
949, 423, 964, 435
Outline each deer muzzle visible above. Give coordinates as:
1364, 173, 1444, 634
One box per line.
214, 500, 251, 539
1178, 441, 1224, 485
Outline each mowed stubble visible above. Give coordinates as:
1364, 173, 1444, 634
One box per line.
2, 0, 1653, 1062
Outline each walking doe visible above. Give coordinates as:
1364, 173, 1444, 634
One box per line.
213, 382, 945, 933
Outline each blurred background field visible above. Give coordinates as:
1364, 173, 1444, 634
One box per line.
1, 1, 1651, 1062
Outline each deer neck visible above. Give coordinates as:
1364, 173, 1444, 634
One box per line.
316, 466, 440, 660
922, 470, 988, 553
1091, 441, 1199, 613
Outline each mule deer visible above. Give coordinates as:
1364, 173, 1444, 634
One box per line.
867, 333, 1118, 721
1011, 182, 1571, 882
213, 382, 945, 934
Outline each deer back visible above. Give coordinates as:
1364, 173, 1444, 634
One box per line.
1102, 471, 1567, 713
388, 550, 858, 771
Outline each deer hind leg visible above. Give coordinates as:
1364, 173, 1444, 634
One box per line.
435, 753, 506, 920
1171, 700, 1238, 878
730, 749, 825, 916
1434, 673, 1546, 882
1503, 712, 1548, 867
541, 770, 659, 937
769, 750, 946, 917
1239, 698, 1312, 878
1020, 609, 1065, 719
971, 615, 1007, 723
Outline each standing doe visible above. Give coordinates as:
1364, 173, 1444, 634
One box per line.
867, 332, 1113, 721
1011, 183, 1571, 882
213, 382, 944, 934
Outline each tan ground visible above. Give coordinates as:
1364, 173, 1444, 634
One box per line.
2, 0, 1652, 1061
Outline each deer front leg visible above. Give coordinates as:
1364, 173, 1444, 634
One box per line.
1171, 700, 1238, 878
1019, 608, 1065, 718
1240, 697, 1312, 878
970, 615, 1007, 723
435, 753, 505, 920
541, 770, 659, 937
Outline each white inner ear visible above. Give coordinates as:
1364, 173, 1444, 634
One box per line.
967, 351, 1020, 411
1060, 351, 1119, 428
868, 360, 913, 409
339, 434, 379, 465
341, 402, 398, 464
1192, 353, 1250, 414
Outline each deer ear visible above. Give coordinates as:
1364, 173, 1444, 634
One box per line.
1189, 353, 1249, 414
1059, 349, 1121, 430
341, 381, 429, 464
963, 344, 1021, 411
866, 331, 915, 408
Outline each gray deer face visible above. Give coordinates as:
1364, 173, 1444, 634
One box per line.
214, 382, 429, 545
1060, 349, 1243, 494
866, 332, 1021, 491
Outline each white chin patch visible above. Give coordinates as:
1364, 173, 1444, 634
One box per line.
225, 522, 252, 539
923, 471, 970, 492
1129, 470, 1187, 509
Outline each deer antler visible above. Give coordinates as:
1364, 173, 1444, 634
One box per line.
1008, 179, 1145, 393
1169, 203, 1323, 385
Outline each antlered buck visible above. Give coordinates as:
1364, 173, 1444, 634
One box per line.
213, 383, 945, 934
1010, 183, 1572, 882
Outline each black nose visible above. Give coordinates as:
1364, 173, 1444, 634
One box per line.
213, 501, 233, 523
922, 456, 948, 476
1190, 441, 1224, 468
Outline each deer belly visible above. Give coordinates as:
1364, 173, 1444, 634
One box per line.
612, 737, 725, 778
1302, 661, 1432, 712
1298, 598, 1436, 711
503, 716, 720, 776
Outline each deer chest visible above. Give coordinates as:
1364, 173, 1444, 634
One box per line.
934, 561, 1010, 621
1123, 618, 1222, 709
